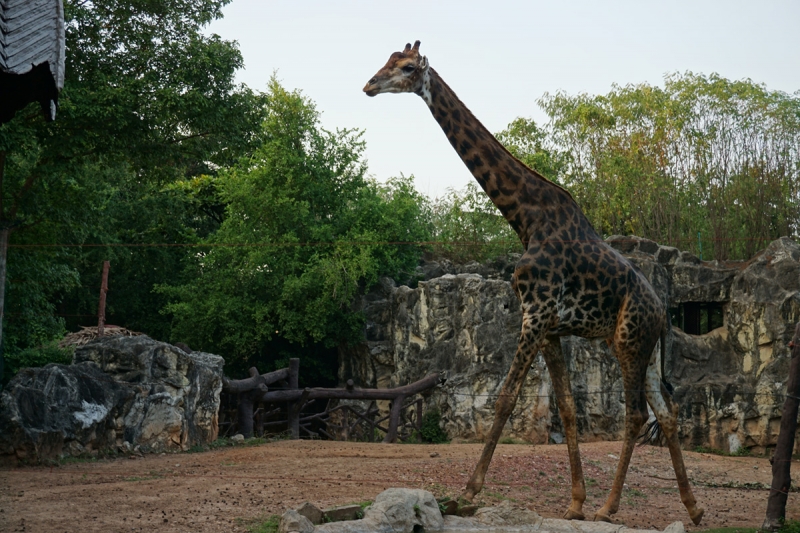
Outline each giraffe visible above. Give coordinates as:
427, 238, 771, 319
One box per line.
364, 41, 704, 525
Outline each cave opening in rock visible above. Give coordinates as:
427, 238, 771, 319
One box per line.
670, 302, 724, 335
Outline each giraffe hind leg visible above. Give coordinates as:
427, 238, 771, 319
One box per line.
542, 338, 586, 520
644, 358, 705, 525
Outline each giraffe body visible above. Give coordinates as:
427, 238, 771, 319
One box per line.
364, 41, 703, 525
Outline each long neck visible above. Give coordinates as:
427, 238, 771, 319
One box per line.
417, 68, 595, 248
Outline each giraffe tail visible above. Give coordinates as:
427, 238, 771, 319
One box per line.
638, 323, 673, 446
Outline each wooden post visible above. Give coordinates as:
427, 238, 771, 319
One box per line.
383, 394, 406, 443
97, 261, 110, 336
764, 323, 800, 531
416, 398, 423, 434
236, 367, 259, 438
288, 358, 300, 439
370, 402, 377, 442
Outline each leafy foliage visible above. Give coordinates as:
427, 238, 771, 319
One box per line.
3, 342, 74, 386
420, 409, 449, 444
429, 182, 521, 263
0, 0, 266, 374
159, 79, 430, 380
536, 73, 800, 260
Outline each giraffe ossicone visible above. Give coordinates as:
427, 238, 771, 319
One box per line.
364, 41, 704, 526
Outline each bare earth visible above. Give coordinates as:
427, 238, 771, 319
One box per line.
2, 440, 796, 533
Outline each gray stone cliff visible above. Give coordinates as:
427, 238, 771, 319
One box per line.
339, 237, 800, 453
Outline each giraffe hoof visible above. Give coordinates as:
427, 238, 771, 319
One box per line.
593, 512, 612, 523
690, 507, 705, 525
563, 509, 585, 521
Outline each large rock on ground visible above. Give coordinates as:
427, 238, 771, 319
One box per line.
0, 335, 224, 463
73, 335, 225, 451
306, 488, 443, 533
0, 362, 134, 464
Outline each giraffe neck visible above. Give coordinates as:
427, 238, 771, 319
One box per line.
416, 68, 594, 247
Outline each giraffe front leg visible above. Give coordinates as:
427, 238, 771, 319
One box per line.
464, 319, 544, 502
542, 338, 586, 520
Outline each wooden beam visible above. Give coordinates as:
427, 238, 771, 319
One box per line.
259, 372, 443, 403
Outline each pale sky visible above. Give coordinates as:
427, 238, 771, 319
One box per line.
208, 0, 800, 199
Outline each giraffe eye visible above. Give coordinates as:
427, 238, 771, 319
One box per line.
401, 64, 415, 73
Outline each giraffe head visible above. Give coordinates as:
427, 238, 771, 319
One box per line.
363, 40, 429, 97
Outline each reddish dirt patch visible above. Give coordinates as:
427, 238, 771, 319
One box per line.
1, 440, 797, 533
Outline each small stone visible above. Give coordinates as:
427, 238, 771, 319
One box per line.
279, 510, 314, 533
430, 452, 439, 457
296, 502, 324, 525
230, 434, 245, 443
323, 504, 363, 522
664, 521, 685, 533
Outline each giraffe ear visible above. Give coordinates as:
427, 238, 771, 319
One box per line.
412, 40, 421, 52
403, 43, 412, 53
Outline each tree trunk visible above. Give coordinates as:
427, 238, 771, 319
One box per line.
0, 227, 7, 384
763, 322, 800, 530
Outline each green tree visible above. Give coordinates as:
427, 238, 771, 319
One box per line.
0, 0, 266, 379
539, 74, 800, 259
496, 117, 568, 183
159, 79, 430, 381
429, 182, 520, 263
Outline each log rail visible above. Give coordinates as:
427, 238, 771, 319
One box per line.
221, 359, 444, 443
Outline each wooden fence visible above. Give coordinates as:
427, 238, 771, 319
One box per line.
220, 358, 444, 443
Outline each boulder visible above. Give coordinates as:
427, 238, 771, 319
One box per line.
0, 362, 134, 464
280, 510, 315, 533
0, 335, 224, 463
314, 488, 442, 533
73, 335, 224, 452
297, 502, 325, 525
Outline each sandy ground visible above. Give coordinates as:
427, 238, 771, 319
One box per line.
1, 439, 796, 533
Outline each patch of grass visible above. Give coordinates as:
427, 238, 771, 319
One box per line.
694, 445, 753, 457
123, 475, 161, 482
499, 437, 526, 444
238, 514, 281, 533
692, 528, 757, 533
585, 477, 598, 487
781, 520, 800, 533
484, 490, 516, 502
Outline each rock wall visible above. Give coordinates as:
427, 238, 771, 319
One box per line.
0, 335, 224, 464
339, 237, 800, 453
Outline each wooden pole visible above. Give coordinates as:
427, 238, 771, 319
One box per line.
383, 394, 406, 443
288, 358, 300, 439
236, 367, 259, 438
763, 323, 800, 531
97, 261, 110, 336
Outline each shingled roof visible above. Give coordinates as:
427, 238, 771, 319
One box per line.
0, 0, 65, 124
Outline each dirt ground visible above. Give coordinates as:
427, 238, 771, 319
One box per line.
1, 439, 797, 533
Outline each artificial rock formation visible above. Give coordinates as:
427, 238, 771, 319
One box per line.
0, 335, 224, 463
339, 237, 800, 453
